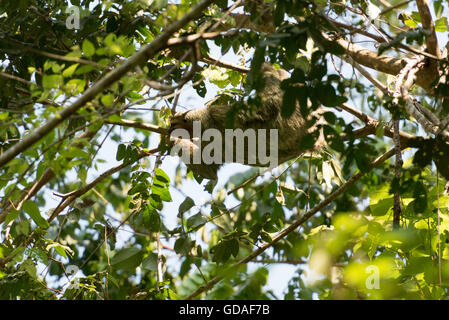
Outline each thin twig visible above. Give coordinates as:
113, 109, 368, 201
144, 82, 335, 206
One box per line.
185, 148, 397, 299
379, 0, 411, 16
0, 0, 215, 169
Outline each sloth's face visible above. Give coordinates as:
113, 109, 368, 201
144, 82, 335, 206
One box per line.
169, 111, 193, 134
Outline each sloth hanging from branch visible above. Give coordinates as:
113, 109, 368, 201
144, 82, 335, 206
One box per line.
167, 62, 327, 181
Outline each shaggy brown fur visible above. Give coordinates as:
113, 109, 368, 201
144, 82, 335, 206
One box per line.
169, 63, 325, 180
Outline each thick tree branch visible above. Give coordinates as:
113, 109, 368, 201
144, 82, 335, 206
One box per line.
415, 0, 442, 98
338, 104, 416, 146
416, 0, 442, 60
0, 0, 214, 169
226, 11, 440, 93
327, 17, 442, 61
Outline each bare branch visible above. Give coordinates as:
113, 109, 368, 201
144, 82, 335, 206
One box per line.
167, 30, 238, 47
0, 72, 33, 86
416, 0, 442, 59
104, 119, 168, 135
343, 55, 390, 95
380, 0, 412, 16
0, 43, 102, 68
201, 56, 250, 73
338, 104, 416, 145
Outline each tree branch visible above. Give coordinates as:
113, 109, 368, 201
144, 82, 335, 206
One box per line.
338, 104, 416, 146
379, 0, 412, 16
0, 128, 100, 224
0, 0, 214, 169
201, 56, 250, 73
48, 148, 157, 222
416, 0, 442, 60
104, 119, 168, 135
185, 148, 397, 299
0, 71, 33, 86
225, 11, 438, 93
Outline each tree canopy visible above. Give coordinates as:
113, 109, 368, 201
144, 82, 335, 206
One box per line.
0, 0, 449, 300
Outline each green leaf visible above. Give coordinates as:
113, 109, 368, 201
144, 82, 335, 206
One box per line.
151, 184, 172, 202
75, 64, 95, 75
186, 213, 207, 231
317, 84, 338, 107
149, 194, 163, 210
299, 133, 315, 150
404, 18, 417, 28
295, 56, 310, 73
0, 112, 9, 120
101, 94, 114, 107
47, 243, 73, 258
228, 238, 239, 258
174, 237, 191, 255
178, 197, 195, 216
111, 248, 143, 271
274, 1, 286, 26
369, 185, 394, 216
153, 0, 168, 10
250, 45, 266, 73
61, 147, 89, 159
142, 252, 158, 272
204, 179, 217, 193
82, 39, 95, 57
154, 168, 170, 184
23, 201, 49, 229
272, 202, 284, 227
65, 79, 86, 93
116, 144, 126, 161
127, 92, 144, 102
62, 63, 79, 77
143, 207, 161, 232
435, 17, 448, 32
180, 257, 193, 278
42, 74, 63, 89
16, 220, 30, 236
281, 86, 297, 118
212, 242, 231, 263
5, 209, 19, 225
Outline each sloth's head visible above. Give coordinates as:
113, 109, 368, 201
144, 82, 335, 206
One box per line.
169, 110, 192, 134
259, 63, 290, 81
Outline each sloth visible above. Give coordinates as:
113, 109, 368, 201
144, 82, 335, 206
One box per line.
168, 63, 325, 180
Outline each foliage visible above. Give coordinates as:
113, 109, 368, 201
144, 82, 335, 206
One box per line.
0, 0, 449, 300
